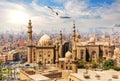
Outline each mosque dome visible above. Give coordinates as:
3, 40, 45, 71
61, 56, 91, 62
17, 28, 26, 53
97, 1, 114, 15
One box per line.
89, 37, 95, 42
38, 34, 50, 46
65, 51, 72, 58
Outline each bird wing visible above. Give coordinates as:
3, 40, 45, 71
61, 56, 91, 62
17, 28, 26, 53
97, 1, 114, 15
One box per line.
47, 6, 54, 12
60, 16, 71, 19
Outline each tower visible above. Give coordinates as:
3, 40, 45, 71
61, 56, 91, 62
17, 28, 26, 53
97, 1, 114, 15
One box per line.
59, 30, 63, 57
27, 20, 33, 63
55, 41, 59, 68
107, 39, 112, 60
72, 24, 78, 73
72, 24, 76, 42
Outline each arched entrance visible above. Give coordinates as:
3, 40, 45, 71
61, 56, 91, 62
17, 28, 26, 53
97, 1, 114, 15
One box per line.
91, 51, 96, 62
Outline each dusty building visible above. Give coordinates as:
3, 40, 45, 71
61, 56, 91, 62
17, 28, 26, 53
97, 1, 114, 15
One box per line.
27, 20, 69, 64
20, 67, 62, 81
7, 50, 19, 61
0, 54, 7, 63
68, 69, 120, 81
113, 48, 120, 67
27, 20, 118, 74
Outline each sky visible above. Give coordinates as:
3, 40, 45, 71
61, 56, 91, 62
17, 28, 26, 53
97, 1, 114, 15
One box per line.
0, 0, 120, 33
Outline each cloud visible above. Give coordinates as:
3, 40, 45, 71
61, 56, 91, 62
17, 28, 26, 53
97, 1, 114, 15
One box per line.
0, 0, 120, 33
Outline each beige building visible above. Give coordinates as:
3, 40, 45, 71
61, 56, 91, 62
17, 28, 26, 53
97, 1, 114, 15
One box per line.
20, 67, 62, 81
27, 20, 69, 65
32, 34, 56, 64
27, 20, 78, 74
27, 20, 57, 64
20, 68, 51, 81
0, 54, 7, 63
76, 40, 115, 62
27, 20, 120, 74
68, 69, 120, 81
113, 48, 120, 67
7, 50, 19, 61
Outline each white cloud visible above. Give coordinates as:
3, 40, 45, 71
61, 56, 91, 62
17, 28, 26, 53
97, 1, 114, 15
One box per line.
0, 0, 120, 33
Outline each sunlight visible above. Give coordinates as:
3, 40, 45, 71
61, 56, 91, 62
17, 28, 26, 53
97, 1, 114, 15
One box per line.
9, 10, 29, 24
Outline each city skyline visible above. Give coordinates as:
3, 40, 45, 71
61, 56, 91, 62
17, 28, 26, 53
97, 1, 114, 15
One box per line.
0, 0, 120, 33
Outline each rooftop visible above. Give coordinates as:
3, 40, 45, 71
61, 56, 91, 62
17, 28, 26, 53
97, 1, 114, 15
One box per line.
29, 74, 50, 81
70, 69, 120, 81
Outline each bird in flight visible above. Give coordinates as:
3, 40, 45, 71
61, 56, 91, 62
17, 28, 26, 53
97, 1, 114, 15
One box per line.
47, 6, 59, 16
60, 16, 71, 19
47, 6, 71, 19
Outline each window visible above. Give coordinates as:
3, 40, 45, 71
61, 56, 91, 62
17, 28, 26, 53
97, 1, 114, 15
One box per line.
39, 54, 42, 57
91, 51, 96, 61
34, 59, 35, 61
48, 61, 50, 64
80, 50, 84, 59
34, 52, 35, 58
66, 66, 68, 69
34, 55, 35, 58
74, 57, 77, 60
105, 50, 108, 55
48, 54, 50, 57
69, 78, 71, 81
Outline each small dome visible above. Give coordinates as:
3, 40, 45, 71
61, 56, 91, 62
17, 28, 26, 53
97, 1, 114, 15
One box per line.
65, 51, 72, 58
55, 40, 59, 44
89, 37, 95, 42
38, 34, 50, 46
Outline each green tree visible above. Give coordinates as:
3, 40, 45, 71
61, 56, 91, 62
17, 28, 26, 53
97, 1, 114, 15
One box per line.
78, 59, 85, 68
37, 61, 43, 69
103, 59, 115, 70
91, 62, 98, 68
0, 61, 2, 80
113, 66, 120, 71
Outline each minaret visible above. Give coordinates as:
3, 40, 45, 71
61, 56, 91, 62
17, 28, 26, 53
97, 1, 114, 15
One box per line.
72, 24, 76, 43
55, 41, 59, 68
27, 20, 33, 63
107, 38, 112, 60
72, 24, 78, 73
59, 30, 63, 57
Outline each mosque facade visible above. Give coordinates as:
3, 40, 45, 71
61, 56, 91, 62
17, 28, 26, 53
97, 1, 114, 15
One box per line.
27, 20, 120, 73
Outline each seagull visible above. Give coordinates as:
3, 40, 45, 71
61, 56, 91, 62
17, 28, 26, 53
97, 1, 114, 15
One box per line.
47, 6, 59, 16
47, 6, 71, 19
60, 16, 71, 19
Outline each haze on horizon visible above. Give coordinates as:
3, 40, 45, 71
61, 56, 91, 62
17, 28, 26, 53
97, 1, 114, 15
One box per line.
0, 0, 120, 33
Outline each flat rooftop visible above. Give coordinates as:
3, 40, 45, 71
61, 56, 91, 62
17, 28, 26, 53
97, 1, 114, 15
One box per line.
70, 69, 120, 81
29, 74, 50, 81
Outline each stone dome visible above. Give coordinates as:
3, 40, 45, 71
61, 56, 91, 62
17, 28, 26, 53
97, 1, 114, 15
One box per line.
38, 34, 50, 46
89, 37, 95, 42
65, 51, 72, 58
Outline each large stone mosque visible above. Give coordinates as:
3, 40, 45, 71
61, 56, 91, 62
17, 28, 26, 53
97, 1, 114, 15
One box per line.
27, 20, 120, 72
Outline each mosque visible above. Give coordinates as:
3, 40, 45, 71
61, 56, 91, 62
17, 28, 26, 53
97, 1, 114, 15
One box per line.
27, 20, 120, 73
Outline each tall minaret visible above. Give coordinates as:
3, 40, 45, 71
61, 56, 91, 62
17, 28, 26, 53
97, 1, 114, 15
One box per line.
27, 20, 33, 63
59, 30, 63, 57
72, 24, 76, 43
107, 38, 112, 60
55, 41, 59, 68
72, 24, 78, 73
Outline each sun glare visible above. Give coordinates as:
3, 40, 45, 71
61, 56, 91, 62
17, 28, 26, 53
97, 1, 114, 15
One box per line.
10, 10, 29, 24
